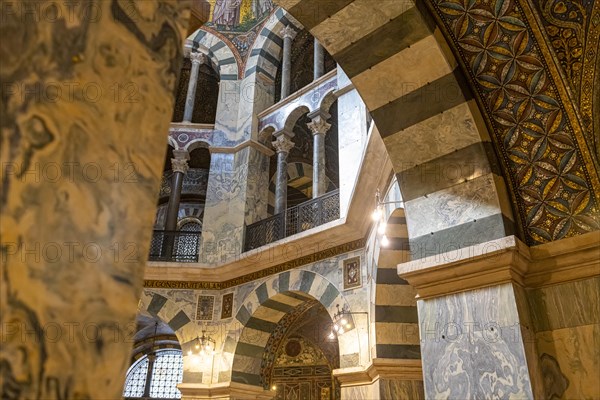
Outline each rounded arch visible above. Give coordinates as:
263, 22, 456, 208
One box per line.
318, 89, 338, 116
273, 0, 520, 253
244, 8, 303, 81
167, 136, 178, 150
184, 139, 211, 153
227, 270, 360, 387
187, 29, 240, 79
258, 125, 277, 146
283, 105, 310, 132
138, 290, 201, 352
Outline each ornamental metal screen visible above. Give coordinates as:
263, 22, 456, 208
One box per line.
149, 230, 200, 262
244, 190, 340, 251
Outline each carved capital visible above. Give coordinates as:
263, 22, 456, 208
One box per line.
307, 111, 331, 135
171, 158, 189, 174
280, 25, 297, 40
272, 134, 294, 154
171, 149, 190, 174
189, 51, 206, 65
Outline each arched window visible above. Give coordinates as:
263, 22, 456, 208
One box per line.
123, 349, 183, 399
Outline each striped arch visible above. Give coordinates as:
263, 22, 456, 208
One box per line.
188, 29, 239, 80
267, 162, 336, 214
374, 207, 420, 360
274, 0, 516, 259
244, 8, 303, 81
138, 290, 200, 350
226, 270, 359, 386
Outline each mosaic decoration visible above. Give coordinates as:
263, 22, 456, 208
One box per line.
203, 0, 275, 59
430, 0, 600, 244
532, 0, 600, 155
196, 295, 215, 320
221, 293, 234, 319
342, 257, 361, 290
260, 300, 319, 388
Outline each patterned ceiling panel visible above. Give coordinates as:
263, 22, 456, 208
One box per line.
428, 0, 600, 243
531, 0, 599, 156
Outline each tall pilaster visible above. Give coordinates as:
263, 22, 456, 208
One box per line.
272, 131, 295, 214
307, 110, 331, 198
398, 237, 545, 399
280, 26, 296, 99
183, 51, 206, 123
314, 39, 324, 80
164, 150, 190, 231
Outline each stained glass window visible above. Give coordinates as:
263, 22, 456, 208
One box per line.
122, 349, 183, 399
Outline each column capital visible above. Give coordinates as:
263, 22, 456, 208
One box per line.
307, 110, 332, 135
189, 51, 206, 65
272, 133, 295, 154
280, 25, 297, 40
171, 149, 190, 174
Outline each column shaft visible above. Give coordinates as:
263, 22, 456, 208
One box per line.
280, 27, 295, 99
307, 111, 331, 198
164, 170, 185, 231
313, 132, 326, 197
314, 39, 324, 80
183, 52, 204, 123
274, 151, 289, 215
272, 133, 295, 215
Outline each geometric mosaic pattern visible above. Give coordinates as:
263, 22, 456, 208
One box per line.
430, 0, 600, 243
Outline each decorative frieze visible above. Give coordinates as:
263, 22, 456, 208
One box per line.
144, 238, 366, 290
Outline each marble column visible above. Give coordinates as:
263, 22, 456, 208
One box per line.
314, 39, 324, 80
183, 51, 206, 123
280, 26, 296, 99
165, 150, 190, 231
0, 1, 193, 399
307, 110, 331, 198
272, 131, 295, 214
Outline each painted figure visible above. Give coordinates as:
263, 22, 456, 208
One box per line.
213, 0, 242, 30
252, 0, 273, 19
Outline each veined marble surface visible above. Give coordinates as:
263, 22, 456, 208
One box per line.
0, 1, 190, 398
418, 283, 535, 399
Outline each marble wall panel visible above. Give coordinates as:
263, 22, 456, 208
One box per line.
404, 173, 503, 239
337, 88, 369, 218
215, 80, 242, 142
536, 324, 599, 399
200, 150, 249, 263
341, 379, 380, 400
379, 378, 425, 400
418, 283, 536, 399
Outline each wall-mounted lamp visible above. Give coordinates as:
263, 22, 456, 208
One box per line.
372, 189, 403, 247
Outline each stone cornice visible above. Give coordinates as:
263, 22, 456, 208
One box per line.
257, 69, 337, 119
333, 359, 423, 386
178, 382, 274, 399
209, 139, 274, 156
145, 238, 365, 290
398, 232, 600, 299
